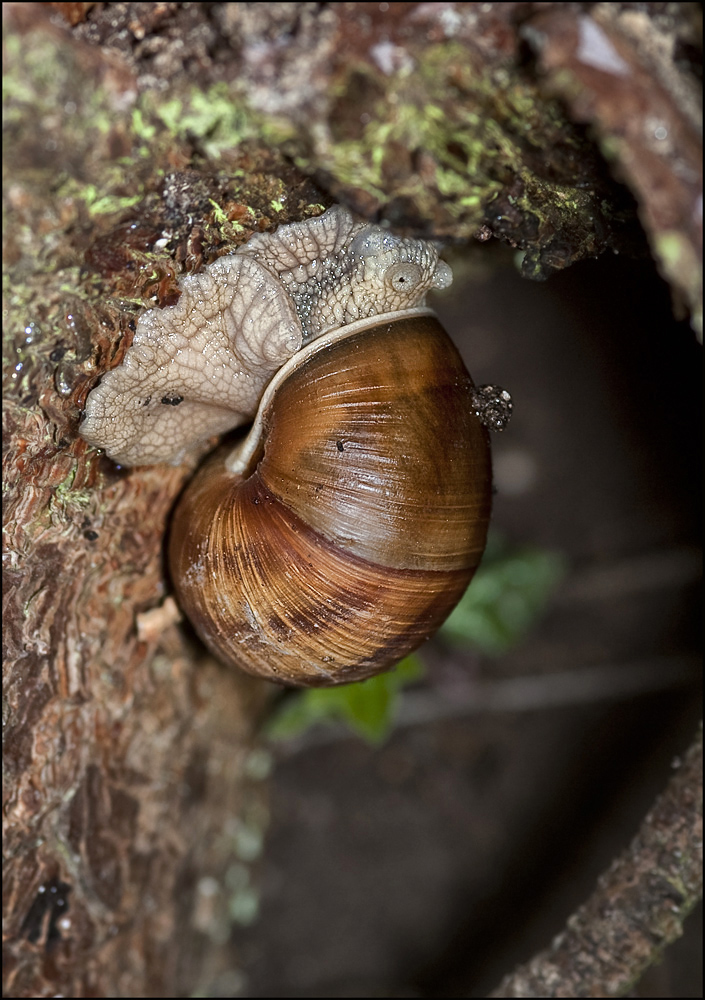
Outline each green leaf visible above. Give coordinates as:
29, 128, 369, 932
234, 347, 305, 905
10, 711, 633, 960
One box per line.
265, 655, 424, 746
440, 533, 566, 655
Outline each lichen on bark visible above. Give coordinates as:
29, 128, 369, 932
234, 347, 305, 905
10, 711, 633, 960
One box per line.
2, 10, 314, 998
3, 3, 701, 996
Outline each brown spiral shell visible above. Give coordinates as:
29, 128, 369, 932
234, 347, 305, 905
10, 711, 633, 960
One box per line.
168, 311, 492, 687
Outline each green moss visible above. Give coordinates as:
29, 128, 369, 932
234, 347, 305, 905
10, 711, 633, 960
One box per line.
52, 467, 92, 509
130, 107, 157, 141
250, 39, 592, 243
140, 82, 258, 159
207, 198, 229, 224
655, 230, 690, 270
653, 231, 702, 337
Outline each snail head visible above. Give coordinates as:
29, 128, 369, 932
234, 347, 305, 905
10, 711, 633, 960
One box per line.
282, 212, 453, 340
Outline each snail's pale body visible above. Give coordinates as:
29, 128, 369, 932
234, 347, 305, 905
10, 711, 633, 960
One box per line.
80, 206, 510, 687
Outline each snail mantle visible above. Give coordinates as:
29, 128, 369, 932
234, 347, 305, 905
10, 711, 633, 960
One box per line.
80, 206, 512, 687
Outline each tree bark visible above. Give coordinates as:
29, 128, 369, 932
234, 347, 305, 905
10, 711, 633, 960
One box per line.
3, 3, 701, 996
490, 726, 703, 997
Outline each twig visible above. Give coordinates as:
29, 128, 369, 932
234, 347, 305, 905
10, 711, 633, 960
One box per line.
271, 656, 700, 755
489, 725, 703, 998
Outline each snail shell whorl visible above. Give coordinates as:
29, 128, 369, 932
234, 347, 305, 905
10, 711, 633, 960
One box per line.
169, 312, 492, 687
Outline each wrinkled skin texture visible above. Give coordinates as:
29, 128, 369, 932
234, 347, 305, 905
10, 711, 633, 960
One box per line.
79, 207, 453, 466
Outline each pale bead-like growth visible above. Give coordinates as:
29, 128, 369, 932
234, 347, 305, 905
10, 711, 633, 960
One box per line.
79, 205, 452, 466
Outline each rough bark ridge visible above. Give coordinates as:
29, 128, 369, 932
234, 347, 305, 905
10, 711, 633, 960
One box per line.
3, 3, 701, 997
490, 725, 703, 997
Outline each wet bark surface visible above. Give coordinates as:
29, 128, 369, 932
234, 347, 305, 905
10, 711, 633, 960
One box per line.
3, 3, 701, 997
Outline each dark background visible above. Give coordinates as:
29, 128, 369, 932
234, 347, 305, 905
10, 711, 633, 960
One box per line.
232, 244, 702, 998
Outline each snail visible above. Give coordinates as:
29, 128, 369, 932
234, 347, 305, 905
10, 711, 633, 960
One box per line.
80, 205, 512, 687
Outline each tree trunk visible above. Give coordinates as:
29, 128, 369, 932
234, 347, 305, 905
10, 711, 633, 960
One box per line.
3, 3, 700, 996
